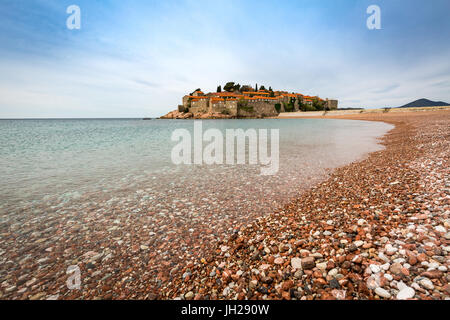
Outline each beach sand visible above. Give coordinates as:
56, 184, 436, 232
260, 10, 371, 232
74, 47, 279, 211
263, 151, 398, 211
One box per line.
162, 109, 449, 300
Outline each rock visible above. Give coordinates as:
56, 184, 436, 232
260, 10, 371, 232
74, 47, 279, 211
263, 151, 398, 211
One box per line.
367, 275, 380, 290
396, 287, 415, 300
375, 287, 391, 299
291, 257, 302, 270
249, 280, 258, 290
310, 253, 323, 259
329, 278, 340, 289
184, 291, 194, 300
301, 257, 315, 270
261, 276, 273, 284
435, 226, 446, 233
257, 286, 268, 294
328, 268, 338, 277
354, 240, 364, 247
331, 289, 346, 300
418, 278, 434, 290
370, 264, 381, 274
30, 292, 46, 300
420, 270, 443, 279
385, 244, 398, 255
274, 257, 284, 265
282, 280, 294, 291
397, 281, 407, 291
281, 291, 291, 300
443, 284, 450, 295
390, 263, 403, 276
316, 262, 327, 271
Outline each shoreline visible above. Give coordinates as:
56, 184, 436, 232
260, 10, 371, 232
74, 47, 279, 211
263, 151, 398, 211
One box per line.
0, 110, 447, 300
161, 109, 449, 300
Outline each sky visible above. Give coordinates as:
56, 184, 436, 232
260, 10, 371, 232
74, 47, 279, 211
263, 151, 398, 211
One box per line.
0, 0, 449, 118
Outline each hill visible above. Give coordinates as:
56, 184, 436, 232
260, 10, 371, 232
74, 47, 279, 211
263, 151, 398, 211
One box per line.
398, 98, 449, 108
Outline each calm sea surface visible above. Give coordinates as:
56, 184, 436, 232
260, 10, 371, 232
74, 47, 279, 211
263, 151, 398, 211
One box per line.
0, 118, 394, 292
0, 118, 392, 221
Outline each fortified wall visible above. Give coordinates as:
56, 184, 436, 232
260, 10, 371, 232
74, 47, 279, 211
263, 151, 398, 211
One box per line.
164, 87, 338, 119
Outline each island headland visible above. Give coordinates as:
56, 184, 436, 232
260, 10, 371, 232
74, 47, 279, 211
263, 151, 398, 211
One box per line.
160, 82, 338, 119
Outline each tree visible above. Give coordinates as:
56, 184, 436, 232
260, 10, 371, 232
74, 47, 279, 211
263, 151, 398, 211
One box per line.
255, 84, 258, 91
233, 83, 241, 92
260, 85, 266, 91
241, 85, 253, 92
217, 85, 222, 93
313, 98, 324, 111
224, 82, 235, 92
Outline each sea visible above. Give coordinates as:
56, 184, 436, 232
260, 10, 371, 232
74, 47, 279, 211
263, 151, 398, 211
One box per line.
0, 118, 393, 222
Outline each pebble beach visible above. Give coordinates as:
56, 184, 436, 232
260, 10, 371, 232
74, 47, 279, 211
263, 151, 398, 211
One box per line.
163, 110, 450, 300
0, 110, 449, 300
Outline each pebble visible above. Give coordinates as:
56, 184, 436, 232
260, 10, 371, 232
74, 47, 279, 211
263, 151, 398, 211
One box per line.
418, 278, 434, 290
184, 291, 194, 300
301, 257, 315, 270
370, 264, 381, 274
375, 287, 391, 299
291, 257, 302, 270
396, 287, 415, 300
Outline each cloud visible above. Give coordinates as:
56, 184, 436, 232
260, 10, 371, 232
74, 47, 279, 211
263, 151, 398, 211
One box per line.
0, 0, 449, 117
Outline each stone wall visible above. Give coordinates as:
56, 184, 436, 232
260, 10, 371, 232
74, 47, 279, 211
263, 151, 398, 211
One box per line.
189, 99, 210, 116
325, 100, 338, 110
238, 101, 279, 118
211, 101, 238, 116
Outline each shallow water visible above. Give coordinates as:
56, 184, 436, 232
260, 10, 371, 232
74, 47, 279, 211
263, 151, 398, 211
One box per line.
0, 118, 392, 221
0, 118, 394, 296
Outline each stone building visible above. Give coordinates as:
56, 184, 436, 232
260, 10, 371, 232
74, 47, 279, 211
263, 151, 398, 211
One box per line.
176, 88, 338, 118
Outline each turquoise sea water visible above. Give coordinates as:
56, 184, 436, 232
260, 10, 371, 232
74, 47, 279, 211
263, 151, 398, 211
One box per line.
0, 119, 393, 219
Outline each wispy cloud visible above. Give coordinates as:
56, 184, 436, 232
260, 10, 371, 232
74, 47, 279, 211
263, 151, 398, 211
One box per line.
0, 0, 449, 117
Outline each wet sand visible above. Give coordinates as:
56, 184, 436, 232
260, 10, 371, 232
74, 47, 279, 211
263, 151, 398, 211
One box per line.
164, 110, 450, 300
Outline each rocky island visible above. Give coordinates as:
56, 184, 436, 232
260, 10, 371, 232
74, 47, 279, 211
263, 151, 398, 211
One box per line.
160, 82, 338, 119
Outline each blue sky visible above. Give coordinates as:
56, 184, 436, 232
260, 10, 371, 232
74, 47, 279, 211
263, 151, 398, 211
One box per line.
0, 0, 449, 118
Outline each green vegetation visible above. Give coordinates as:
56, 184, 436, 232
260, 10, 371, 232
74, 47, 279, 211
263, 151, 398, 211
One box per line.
178, 105, 189, 113
283, 101, 295, 112
217, 85, 222, 93
238, 98, 253, 113
274, 103, 281, 113
224, 82, 235, 92
312, 98, 325, 111
304, 104, 316, 111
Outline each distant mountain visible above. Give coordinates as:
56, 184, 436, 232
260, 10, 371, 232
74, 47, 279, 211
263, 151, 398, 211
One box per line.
398, 98, 449, 108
